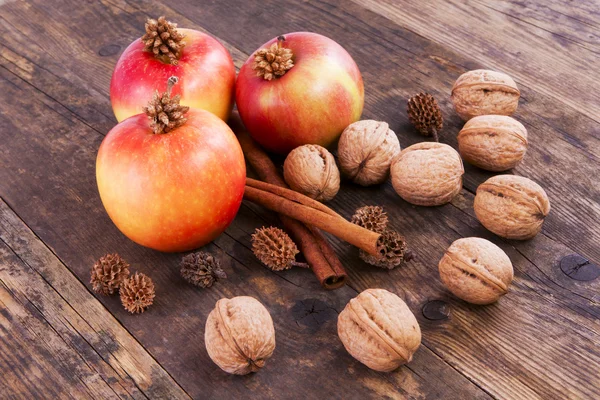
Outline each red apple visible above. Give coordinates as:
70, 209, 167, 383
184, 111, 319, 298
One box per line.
110, 21, 235, 123
236, 32, 364, 154
96, 107, 245, 252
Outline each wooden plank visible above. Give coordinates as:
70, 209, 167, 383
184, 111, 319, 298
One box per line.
352, 0, 600, 122
0, 0, 598, 398
0, 200, 190, 399
0, 60, 490, 399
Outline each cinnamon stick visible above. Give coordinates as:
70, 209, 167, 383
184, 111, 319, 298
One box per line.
244, 181, 381, 255
229, 113, 347, 289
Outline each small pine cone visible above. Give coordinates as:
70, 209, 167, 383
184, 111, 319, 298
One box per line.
251, 227, 300, 271
141, 16, 186, 65
90, 253, 130, 295
351, 206, 389, 234
180, 251, 227, 288
143, 76, 189, 134
120, 273, 155, 314
407, 93, 443, 141
253, 36, 294, 81
360, 229, 409, 269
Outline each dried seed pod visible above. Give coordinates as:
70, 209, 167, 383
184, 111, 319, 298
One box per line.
337, 120, 401, 186
205, 296, 276, 375
451, 69, 520, 120
283, 144, 340, 202
337, 288, 421, 372
90, 253, 130, 295
143, 76, 189, 134
390, 142, 464, 206
251, 227, 307, 271
474, 175, 550, 240
439, 237, 513, 304
252, 35, 294, 80
359, 229, 408, 269
120, 273, 155, 314
458, 115, 528, 171
407, 93, 443, 141
141, 16, 186, 65
351, 205, 389, 234
180, 251, 227, 288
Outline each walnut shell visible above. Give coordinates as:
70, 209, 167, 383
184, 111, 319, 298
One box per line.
283, 144, 340, 201
205, 296, 276, 375
458, 115, 528, 171
451, 70, 520, 120
474, 175, 550, 240
337, 288, 421, 372
439, 237, 514, 304
390, 142, 464, 206
337, 120, 401, 186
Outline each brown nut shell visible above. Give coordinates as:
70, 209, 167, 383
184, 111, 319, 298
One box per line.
337, 288, 421, 372
439, 237, 513, 304
338, 120, 401, 186
390, 142, 464, 206
451, 70, 520, 120
458, 115, 528, 171
205, 296, 275, 375
283, 144, 340, 201
474, 175, 550, 240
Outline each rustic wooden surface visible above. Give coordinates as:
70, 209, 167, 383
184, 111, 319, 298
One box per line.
0, 0, 598, 399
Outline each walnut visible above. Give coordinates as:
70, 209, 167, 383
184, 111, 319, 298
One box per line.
205, 296, 276, 375
451, 70, 520, 120
337, 288, 421, 372
283, 144, 340, 201
474, 175, 550, 240
337, 120, 401, 186
439, 237, 513, 304
390, 142, 464, 206
458, 115, 528, 171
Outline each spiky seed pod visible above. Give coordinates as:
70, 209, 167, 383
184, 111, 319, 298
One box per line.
180, 251, 227, 288
251, 227, 307, 271
120, 273, 156, 314
360, 230, 409, 269
351, 206, 389, 234
253, 35, 294, 81
143, 76, 189, 134
90, 253, 130, 295
141, 16, 186, 65
407, 93, 443, 141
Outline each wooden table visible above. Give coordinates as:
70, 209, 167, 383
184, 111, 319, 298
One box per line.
1, 1, 599, 398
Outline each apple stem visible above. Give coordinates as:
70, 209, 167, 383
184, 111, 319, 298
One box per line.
277, 35, 286, 49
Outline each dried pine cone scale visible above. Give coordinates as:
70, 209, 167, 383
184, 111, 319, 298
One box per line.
180, 251, 227, 288
407, 93, 443, 141
141, 16, 186, 65
120, 273, 155, 314
90, 253, 130, 295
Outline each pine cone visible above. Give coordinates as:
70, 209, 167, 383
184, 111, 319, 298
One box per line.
407, 93, 443, 141
180, 251, 227, 288
253, 36, 294, 81
90, 253, 130, 295
251, 227, 301, 271
141, 16, 186, 65
360, 229, 409, 269
120, 273, 155, 314
351, 206, 389, 234
143, 76, 189, 134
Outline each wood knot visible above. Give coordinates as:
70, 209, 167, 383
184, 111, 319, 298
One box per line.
422, 300, 450, 321
560, 254, 600, 281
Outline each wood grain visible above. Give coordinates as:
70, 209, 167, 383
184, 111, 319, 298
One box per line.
0, 200, 190, 399
0, 0, 599, 398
